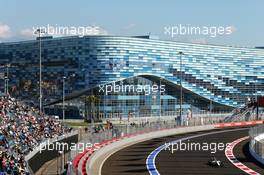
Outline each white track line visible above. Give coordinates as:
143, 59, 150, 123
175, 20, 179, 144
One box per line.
146, 128, 248, 175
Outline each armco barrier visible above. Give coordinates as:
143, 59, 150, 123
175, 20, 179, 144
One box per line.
26, 130, 78, 174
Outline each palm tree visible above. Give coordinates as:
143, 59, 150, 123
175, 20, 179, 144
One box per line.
81, 95, 99, 123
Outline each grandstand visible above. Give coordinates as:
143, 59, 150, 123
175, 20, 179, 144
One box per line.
0, 95, 71, 174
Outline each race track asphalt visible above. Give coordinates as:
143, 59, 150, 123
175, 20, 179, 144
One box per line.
102, 127, 264, 175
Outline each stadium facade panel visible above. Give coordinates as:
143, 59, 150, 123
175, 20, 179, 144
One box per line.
0, 36, 263, 118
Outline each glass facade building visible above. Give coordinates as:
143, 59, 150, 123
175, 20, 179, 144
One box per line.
0, 35, 263, 118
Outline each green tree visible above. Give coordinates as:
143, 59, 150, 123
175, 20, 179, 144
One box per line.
81, 95, 99, 123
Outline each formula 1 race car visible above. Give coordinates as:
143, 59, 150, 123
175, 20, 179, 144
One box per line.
207, 157, 224, 167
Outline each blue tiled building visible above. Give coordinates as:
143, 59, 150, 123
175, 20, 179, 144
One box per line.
0, 35, 263, 118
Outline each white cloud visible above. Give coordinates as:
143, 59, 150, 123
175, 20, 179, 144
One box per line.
123, 23, 136, 30
20, 28, 34, 37
0, 23, 11, 38
229, 25, 237, 33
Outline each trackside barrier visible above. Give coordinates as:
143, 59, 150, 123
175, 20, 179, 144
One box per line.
249, 125, 264, 165
26, 130, 79, 174
72, 134, 136, 175
214, 120, 264, 128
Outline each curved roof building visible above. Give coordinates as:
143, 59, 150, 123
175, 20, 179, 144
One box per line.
0, 35, 263, 118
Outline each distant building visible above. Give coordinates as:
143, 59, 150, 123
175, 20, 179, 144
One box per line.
0, 35, 263, 118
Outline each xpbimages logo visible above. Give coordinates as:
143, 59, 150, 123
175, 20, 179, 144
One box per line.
164, 24, 236, 38
99, 82, 166, 95
32, 24, 107, 36
164, 140, 229, 154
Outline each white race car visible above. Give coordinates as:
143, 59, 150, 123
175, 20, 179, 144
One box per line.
208, 157, 223, 167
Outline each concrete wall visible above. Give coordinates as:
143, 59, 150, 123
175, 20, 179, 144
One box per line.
26, 131, 79, 174
249, 133, 264, 165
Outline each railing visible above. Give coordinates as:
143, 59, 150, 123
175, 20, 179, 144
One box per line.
97, 111, 231, 119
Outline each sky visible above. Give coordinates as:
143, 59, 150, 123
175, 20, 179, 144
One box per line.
0, 0, 263, 47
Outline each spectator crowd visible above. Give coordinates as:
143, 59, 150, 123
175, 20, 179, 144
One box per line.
0, 95, 70, 174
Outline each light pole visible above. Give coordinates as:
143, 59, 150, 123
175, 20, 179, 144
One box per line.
5, 64, 10, 95
62, 73, 76, 122
210, 83, 213, 116
159, 78, 162, 121
4, 75, 7, 95
255, 79, 258, 120
57, 151, 59, 175
58, 151, 64, 174
63, 76, 66, 122
152, 93, 156, 118
4, 76, 7, 94
178, 51, 184, 121
34, 29, 46, 113
4, 64, 10, 95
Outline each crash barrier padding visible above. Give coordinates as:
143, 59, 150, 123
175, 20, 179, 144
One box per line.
214, 120, 264, 128
26, 131, 78, 173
